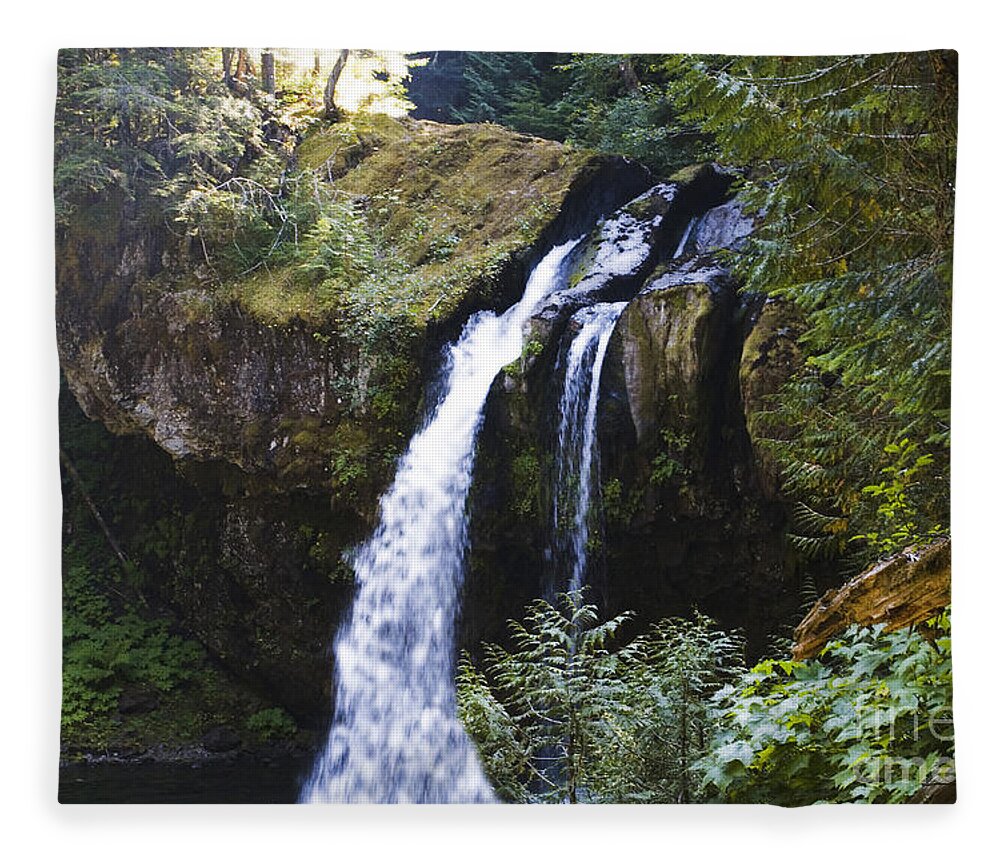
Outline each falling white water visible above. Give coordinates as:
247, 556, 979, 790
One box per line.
300, 237, 581, 804
552, 301, 627, 592
673, 217, 697, 258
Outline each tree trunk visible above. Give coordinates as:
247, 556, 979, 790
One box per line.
236, 48, 254, 82
222, 48, 234, 86
324, 49, 351, 120
261, 49, 276, 95
618, 56, 640, 93
228, 48, 253, 97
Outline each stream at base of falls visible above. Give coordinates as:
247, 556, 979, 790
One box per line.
59, 757, 313, 804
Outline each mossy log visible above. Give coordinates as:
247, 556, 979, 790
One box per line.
792, 539, 951, 660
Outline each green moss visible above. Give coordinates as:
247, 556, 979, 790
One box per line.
328, 121, 598, 324
296, 113, 407, 174
511, 447, 542, 521
667, 162, 714, 188
230, 265, 334, 325
220, 120, 603, 341
621, 189, 673, 222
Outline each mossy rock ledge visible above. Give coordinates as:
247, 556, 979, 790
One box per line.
57, 118, 652, 500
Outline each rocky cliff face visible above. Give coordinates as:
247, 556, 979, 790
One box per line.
466, 181, 799, 654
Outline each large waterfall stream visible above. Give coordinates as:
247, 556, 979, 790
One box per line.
552, 302, 627, 591
301, 238, 581, 803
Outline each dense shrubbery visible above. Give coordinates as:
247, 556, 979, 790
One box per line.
61, 541, 203, 742
701, 611, 953, 804
458, 592, 953, 804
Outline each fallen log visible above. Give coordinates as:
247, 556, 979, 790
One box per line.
792, 539, 951, 660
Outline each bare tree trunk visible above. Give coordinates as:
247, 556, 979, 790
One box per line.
261, 49, 276, 95
227, 48, 254, 97
618, 56, 640, 93
236, 48, 254, 82
59, 449, 134, 578
324, 49, 351, 120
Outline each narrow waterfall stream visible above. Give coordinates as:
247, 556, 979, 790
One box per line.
552, 302, 627, 591
301, 238, 581, 803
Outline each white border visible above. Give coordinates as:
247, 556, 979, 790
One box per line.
5, 2, 995, 857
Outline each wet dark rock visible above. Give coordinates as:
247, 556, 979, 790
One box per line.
117, 688, 160, 716
201, 725, 242, 753
739, 297, 806, 499
597, 258, 793, 652
688, 198, 756, 255
464, 168, 800, 655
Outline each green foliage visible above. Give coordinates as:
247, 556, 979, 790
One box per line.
700, 610, 954, 804
445, 52, 574, 140
855, 438, 944, 556
523, 338, 544, 359
55, 49, 264, 224
296, 202, 378, 283
601, 478, 642, 529
666, 52, 955, 569
590, 615, 744, 802
460, 594, 952, 805
555, 54, 712, 176
457, 592, 743, 803
458, 591, 636, 802
62, 549, 203, 736
245, 707, 298, 742
650, 427, 691, 485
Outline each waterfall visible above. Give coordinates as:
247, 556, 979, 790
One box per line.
673, 217, 697, 258
552, 301, 627, 592
300, 237, 581, 804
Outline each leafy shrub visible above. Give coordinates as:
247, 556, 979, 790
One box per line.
459, 593, 953, 805
245, 707, 298, 742
457, 592, 743, 803
855, 438, 944, 556
699, 610, 954, 804
62, 557, 203, 734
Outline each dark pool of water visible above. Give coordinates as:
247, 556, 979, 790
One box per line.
59, 756, 313, 803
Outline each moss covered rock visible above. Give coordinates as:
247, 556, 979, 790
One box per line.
614, 265, 732, 458
739, 297, 806, 499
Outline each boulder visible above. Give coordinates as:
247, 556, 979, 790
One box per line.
117, 687, 160, 716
